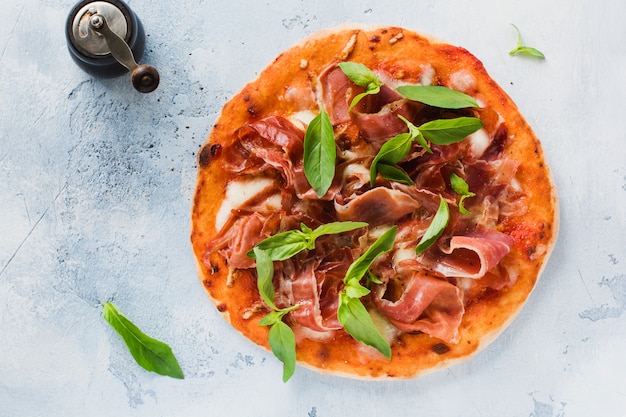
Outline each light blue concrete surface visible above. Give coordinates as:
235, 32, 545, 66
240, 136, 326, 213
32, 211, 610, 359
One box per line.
1, 0, 625, 415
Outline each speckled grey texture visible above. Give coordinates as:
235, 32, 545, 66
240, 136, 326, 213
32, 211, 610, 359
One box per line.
1, 0, 625, 415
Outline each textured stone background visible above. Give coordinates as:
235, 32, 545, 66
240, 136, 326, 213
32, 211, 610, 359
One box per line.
1, 0, 625, 416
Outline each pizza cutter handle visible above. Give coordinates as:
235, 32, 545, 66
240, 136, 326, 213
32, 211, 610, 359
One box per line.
89, 13, 159, 93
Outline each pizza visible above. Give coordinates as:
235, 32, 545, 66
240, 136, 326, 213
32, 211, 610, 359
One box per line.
191, 24, 558, 380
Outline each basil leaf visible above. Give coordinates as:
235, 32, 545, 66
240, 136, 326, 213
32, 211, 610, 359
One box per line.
102, 302, 184, 379
258, 310, 282, 326
376, 163, 413, 185
418, 117, 483, 145
344, 278, 371, 299
369, 132, 413, 186
267, 320, 297, 382
415, 130, 432, 153
249, 230, 309, 261
509, 24, 545, 59
304, 108, 336, 197
338, 62, 380, 86
337, 292, 392, 359
253, 247, 278, 310
338, 62, 383, 110
249, 221, 367, 261
399, 115, 432, 154
344, 226, 398, 284
397, 85, 478, 109
510, 46, 546, 59
366, 270, 383, 286
415, 195, 450, 254
450, 172, 476, 215
310, 221, 368, 240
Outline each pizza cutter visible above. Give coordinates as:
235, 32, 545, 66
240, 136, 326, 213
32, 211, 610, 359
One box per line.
65, 0, 160, 93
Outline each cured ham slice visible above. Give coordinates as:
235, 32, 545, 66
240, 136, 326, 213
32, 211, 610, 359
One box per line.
319, 65, 352, 125
334, 187, 420, 226
421, 228, 515, 279
372, 261, 464, 343
275, 249, 355, 332
223, 116, 304, 189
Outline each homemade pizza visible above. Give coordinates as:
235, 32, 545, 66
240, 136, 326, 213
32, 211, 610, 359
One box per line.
191, 24, 558, 381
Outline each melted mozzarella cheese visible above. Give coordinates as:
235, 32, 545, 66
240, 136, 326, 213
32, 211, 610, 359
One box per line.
393, 247, 416, 266
467, 128, 490, 159
342, 161, 370, 180
215, 177, 279, 230
420, 64, 435, 86
450, 69, 476, 92
288, 110, 316, 130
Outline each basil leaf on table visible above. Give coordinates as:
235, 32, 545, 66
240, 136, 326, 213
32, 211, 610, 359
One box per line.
450, 172, 476, 215
418, 117, 483, 145
303, 107, 336, 197
102, 302, 184, 379
338, 61, 383, 110
397, 85, 479, 109
509, 24, 546, 59
415, 195, 450, 255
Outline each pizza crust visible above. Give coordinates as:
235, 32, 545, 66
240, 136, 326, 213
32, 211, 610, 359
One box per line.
191, 25, 558, 379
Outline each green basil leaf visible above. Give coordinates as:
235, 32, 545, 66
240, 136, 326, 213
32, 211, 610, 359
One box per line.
250, 221, 368, 262
397, 85, 478, 109
248, 230, 309, 261
509, 46, 546, 59
376, 163, 414, 185
415, 195, 450, 254
366, 270, 383, 286
338, 62, 383, 110
450, 172, 476, 215
304, 108, 336, 197
337, 292, 392, 359
102, 302, 184, 379
369, 132, 413, 186
310, 221, 368, 240
344, 226, 398, 284
415, 130, 432, 153
509, 24, 545, 59
258, 310, 281, 326
418, 117, 483, 145
267, 320, 297, 382
338, 62, 380, 86
253, 247, 278, 310
344, 278, 371, 299
398, 114, 432, 153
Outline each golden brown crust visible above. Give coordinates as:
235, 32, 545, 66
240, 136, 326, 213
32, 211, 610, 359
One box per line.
191, 25, 558, 379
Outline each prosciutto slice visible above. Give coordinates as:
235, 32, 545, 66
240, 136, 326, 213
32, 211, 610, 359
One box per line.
334, 187, 420, 227
349, 86, 415, 145
319, 65, 353, 125
372, 261, 464, 343
223, 116, 304, 189
206, 212, 280, 270
421, 227, 515, 279
275, 249, 355, 332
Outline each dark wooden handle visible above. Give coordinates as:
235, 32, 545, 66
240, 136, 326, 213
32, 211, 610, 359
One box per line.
131, 64, 160, 93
